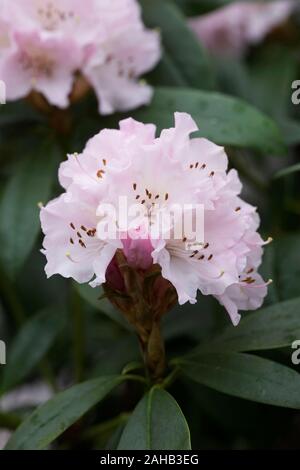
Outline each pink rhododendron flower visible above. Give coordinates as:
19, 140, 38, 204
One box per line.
40, 113, 270, 326
189, 1, 295, 57
0, 0, 160, 113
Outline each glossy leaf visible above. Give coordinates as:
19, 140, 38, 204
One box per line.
133, 87, 286, 155
192, 297, 300, 354
75, 283, 130, 329
0, 138, 61, 278
274, 163, 300, 179
0, 305, 67, 393
140, 0, 215, 89
179, 353, 300, 408
118, 388, 191, 450
261, 235, 300, 303
6, 376, 123, 450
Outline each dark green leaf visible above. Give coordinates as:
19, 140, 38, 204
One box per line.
0, 305, 67, 393
193, 297, 300, 354
274, 163, 300, 179
91, 336, 140, 376
179, 352, 300, 408
75, 283, 130, 329
133, 87, 286, 155
217, 46, 297, 121
118, 388, 191, 450
279, 120, 300, 146
0, 138, 61, 278
173, 0, 274, 16
0, 101, 43, 127
6, 376, 123, 450
140, 0, 215, 89
261, 235, 300, 303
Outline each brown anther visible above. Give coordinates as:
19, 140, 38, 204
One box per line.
209, 171, 215, 177
77, 231, 82, 238
102, 159, 107, 166
70, 223, 75, 230
133, 183, 137, 190
70, 238, 74, 244
201, 164, 206, 169
242, 277, 255, 284
235, 207, 241, 212
81, 226, 87, 231
204, 243, 209, 249
165, 193, 169, 201
87, 229, 96, 237
208, 254, 213, 260
79, 240, 86, 248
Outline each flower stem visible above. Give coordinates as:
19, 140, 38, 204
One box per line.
139, 319, 166, 383
160, 367, 180, 390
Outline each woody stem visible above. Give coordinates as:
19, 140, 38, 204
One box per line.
138, 319, 166, 383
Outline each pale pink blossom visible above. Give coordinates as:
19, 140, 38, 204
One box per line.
189, 1, 295, 57
0, 0, 160, 112
41, 113, 269, 325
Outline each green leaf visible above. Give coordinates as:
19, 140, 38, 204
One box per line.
118, 388, 191, 450
217, 46, 297, 121
0, 305, 67, 393
140, 0, 215, 89
273, 163, 300, 179
179, 353, 300, 408
246, 47, 297, 121
75, 283, 130, 329
5, 376, 123, 450
173, 0, 274, 16
279, 120, 300, 146
261, 235, 300, 303
192, 297, 300, 354
0, 138, 61, 278
133, 87, 286, 155
0, 101, 43, 127
91, 336, 140, 376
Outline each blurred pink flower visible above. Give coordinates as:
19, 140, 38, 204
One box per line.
0, 0, 160, 113
189, 1, 295, 57
40, 113, 269, 325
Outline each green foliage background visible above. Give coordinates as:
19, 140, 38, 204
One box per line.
0, 0, 300, 450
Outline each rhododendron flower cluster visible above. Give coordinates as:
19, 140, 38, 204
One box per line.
189, 0, 295, 57
40, 113, 269, 326
0, 0, 160, 114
